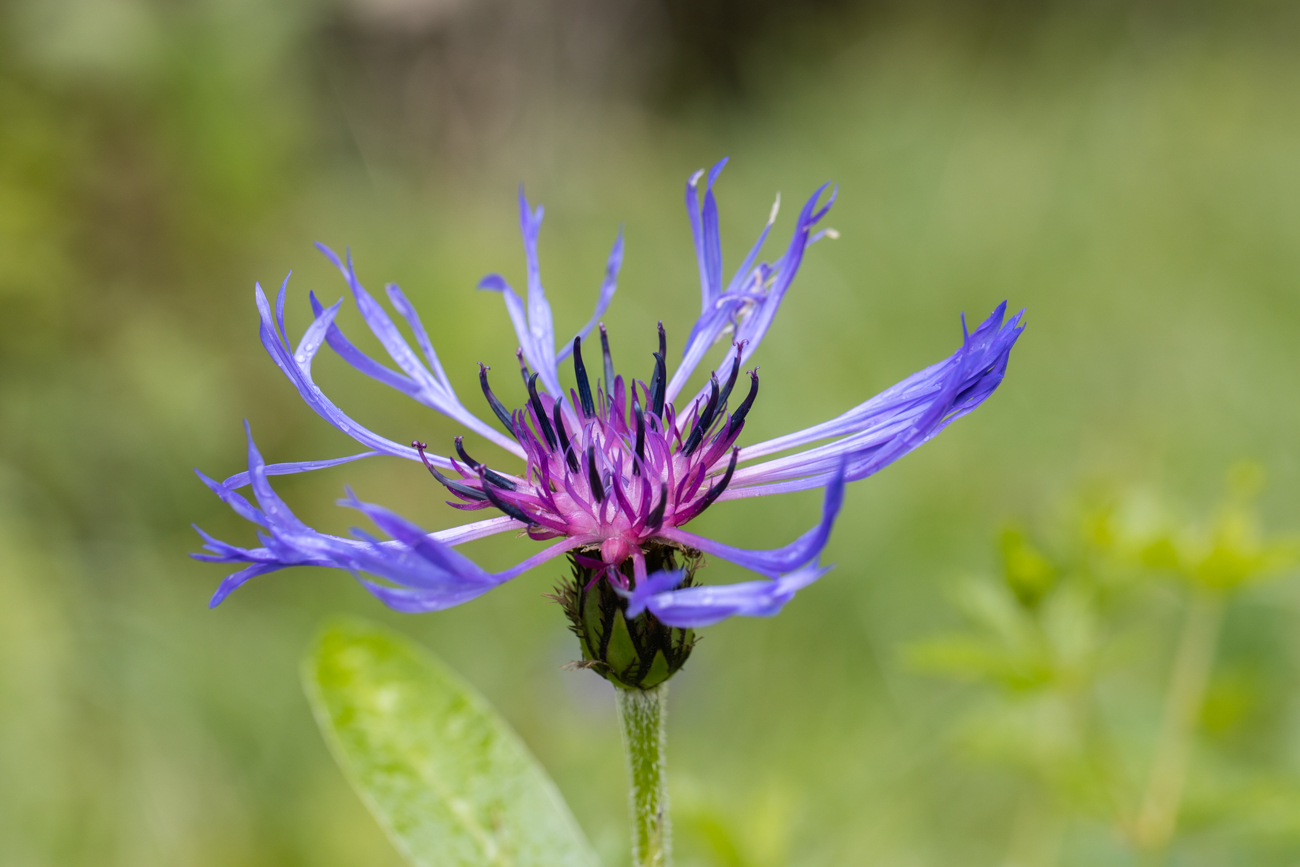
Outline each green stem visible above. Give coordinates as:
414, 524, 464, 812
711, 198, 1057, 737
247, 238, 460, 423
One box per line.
616, 684, 671, 867
1134, 587, 1225, 855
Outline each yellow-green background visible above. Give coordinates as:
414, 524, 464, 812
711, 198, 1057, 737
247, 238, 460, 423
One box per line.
3, 1, 1300, 864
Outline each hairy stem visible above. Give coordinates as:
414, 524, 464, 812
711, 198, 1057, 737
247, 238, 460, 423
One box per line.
616, 684, 671, 867
1134, 587, 1224, 854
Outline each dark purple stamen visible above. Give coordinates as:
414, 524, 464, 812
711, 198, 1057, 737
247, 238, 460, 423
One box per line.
572, 336, 595, 417
478, 365, 515, 433
453, 436, 516, 491
682, 374, 720, 456
477, 467, 534, 524
599, 323, 615, 389
718, 342, 746, 405
527, 373, 558, 451
586, 445, 605, 503
516, 347, 531, 385
646, 484, 668, 529
632, 387, 646, 473
728, 369, 760, 436
694, 448, 739, 516
552, 401, 579, 472
649, 352, 667, 418
414, 441, 488, 501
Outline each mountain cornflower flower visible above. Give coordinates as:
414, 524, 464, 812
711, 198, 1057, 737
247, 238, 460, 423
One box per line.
193, 159, 1023, 689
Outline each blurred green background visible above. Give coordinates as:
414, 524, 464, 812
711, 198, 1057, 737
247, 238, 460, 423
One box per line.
4, 0, 1300, 864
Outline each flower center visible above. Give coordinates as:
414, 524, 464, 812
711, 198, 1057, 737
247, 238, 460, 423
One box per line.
415, 324, 758, 575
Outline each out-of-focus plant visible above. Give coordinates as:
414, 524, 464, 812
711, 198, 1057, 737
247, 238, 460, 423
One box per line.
909, 464, 1299, 865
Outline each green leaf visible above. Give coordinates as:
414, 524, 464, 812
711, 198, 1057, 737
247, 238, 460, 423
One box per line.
303, 618, 600, 867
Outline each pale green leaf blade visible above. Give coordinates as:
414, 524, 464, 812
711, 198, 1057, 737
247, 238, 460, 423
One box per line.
303, 618, 599, 867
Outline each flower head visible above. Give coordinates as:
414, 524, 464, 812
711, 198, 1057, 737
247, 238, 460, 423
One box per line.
420, 316, 755, 585
194, 159, 1024, 666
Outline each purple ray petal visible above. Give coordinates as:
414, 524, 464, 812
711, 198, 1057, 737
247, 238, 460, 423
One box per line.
259, 281, 522, 467
644, 561, 834, 628
385, 282, 453, 393
195, 427, 567, 612
429, 515, 525, 546
209, 562, 293, 608
192, 524, 276, 563
340, 489, 496, 581
194, 468, 265, 526
255, 282, 434, 464
659, 461, 845, 577
667, 175, 834, 404
351, 578, 503, 614
478, 273, 536, 363
308, 290, 422, 396
219, 451, 380, 492
618, 568, 688, 619
517, 188, 561, 397
482, 203, 623, 405
721, 304, 1024, 497
557, 228, 624, 363
311, 246, 523, 455
337, 492, 585, 600
693, 159, 726, 308
293, 295, 343, 375
740, 303, 1020, 461
731, 183, 836, 355
318, 245, 446, 396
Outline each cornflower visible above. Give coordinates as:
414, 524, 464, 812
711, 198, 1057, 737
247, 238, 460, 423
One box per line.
193, 159, 1023, 685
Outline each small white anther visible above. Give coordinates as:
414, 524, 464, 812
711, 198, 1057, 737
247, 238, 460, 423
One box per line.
825, 228, 840, 240
688, 169, 704, 188
768, 193, 781, 225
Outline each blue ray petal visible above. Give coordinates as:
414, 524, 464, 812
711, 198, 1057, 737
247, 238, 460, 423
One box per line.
193, 428, 563, 612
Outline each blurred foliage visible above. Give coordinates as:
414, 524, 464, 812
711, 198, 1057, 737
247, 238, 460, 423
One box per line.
909, 467, 1300, 863
1134, 462, 1299, 592
4, 0, 1300, 865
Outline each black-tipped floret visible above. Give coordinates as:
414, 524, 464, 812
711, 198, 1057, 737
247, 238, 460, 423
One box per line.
718, 342, 746, 406
453, 436, 517, 490
682, 374, 720, 456
516, 347, 531, 385
454, 436, 474, 467
586, 445, 606, 503
728, 369, 760, 436
478, 365, 516, 433
695, 448, 740, 516
649, 352, 667, 418
632, 387, 646, 472
599, 323, 615, 389
414, 441, 488, 502
553, 401, 579, 472
527, 373, 558, 451
572, 336, 596, 417
477, 467, 535, 525
646, 484, 668, 529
